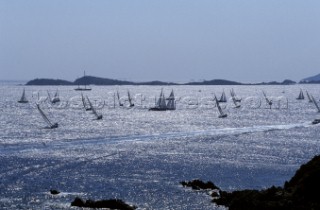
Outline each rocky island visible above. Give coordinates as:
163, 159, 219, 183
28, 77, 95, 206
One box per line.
25, 76, 298, 86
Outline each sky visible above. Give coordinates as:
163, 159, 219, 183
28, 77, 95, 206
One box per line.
1, 0, 320, 83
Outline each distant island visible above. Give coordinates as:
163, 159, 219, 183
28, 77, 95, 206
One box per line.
300, 73, 320, 84
25, 76, 298, 86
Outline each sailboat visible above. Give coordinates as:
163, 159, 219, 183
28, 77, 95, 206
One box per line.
296, 89, 304, 100
230, 88, 241, 102
75, 71, 92, 91
81, 93, 92, 111
306, 90, 313, 103
218, 90, 227, 103
127, 90, 134, 107
166, 90, 176, 110
47, 90, 60, 104
86, 96, 102, 120
149, 89, 167, 111
214, 94, 227, 118
311, 95, 320, 112
231, 93, 241, 108
117, 90, 123, 106
52, 90, 60, 103
18, 89, 28, 103
312, 119, 320, 124
262, 91, 272, 109
230, 89, 240, 108
36, 103, 58, 129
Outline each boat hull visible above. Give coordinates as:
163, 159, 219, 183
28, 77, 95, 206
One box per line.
75, 88, 92, 91
149, 107, 167, 111
18, 100, 28, 103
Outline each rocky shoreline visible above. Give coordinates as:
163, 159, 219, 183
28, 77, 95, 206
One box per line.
181, 155, 320, 210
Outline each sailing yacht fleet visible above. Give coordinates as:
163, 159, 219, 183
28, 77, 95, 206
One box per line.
149, 89, 176, 111
17, 87, 320, 129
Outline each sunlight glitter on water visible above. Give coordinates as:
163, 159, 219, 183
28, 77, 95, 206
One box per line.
1, 84, 320, 209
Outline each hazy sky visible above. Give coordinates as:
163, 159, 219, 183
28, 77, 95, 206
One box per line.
1, 0, 320, 83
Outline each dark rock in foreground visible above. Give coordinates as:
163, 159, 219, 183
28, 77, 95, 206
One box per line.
50, 189, 60, 195
183, 155, 320, 210
71, 197, 136, 210
181, 179, 220, 191
216, 155, 320, 210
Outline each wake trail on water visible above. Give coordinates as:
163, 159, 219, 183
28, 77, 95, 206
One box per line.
1, 121, 312, 155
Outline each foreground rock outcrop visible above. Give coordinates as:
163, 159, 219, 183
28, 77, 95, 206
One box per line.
182, 155, 320, 210
71, 197, 136, 210
181, 179, 220, 191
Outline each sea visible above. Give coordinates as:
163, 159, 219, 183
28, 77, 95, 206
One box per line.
1, 83, 320, 209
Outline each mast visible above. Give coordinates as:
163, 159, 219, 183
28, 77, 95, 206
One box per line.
84, 71, 87, 89
75, 70, 91, 91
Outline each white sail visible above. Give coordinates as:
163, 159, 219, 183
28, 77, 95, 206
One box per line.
155, 91, 162, 107
214, 94, 227, 118
47, 91, 52, 103
149, 89, 167, 111
117, 91, 123, 106
81, 93, 91, 111
18, 89, 28, 103
166, 90, 176, 110
36, 104, 58, 128
51, 90, 60, 103
230, 88, 241, 102
218, 90, 227, 103
231, 94, 241, 108
86, 96, 102, 120
159, 91, 167, 109
127, 90, 134, 107
230, 90, 240, 108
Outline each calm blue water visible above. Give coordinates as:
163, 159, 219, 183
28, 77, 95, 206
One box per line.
1, 84, 320, 209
